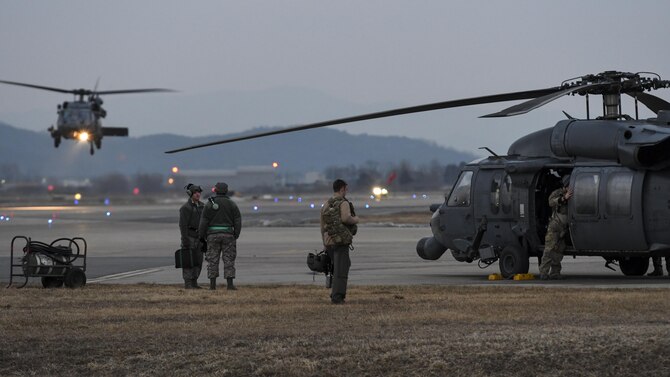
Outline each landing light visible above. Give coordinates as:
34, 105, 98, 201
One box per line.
372, 186, 389, 199
78, 132, 89, 142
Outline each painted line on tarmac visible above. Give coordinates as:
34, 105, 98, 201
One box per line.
88, 267, 166, 283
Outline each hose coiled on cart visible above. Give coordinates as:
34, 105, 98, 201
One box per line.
23, 238, 82, 264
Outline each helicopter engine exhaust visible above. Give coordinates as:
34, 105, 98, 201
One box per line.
416, 237, 447, 260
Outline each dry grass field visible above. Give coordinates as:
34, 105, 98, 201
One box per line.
2, 284, 670, 376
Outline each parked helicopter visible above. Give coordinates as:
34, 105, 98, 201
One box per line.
0, 80, 174, 155
166, 71, 670, 278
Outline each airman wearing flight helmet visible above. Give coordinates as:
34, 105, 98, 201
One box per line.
179, 183, 205, 289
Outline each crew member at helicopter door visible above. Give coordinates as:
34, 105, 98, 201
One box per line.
539, 175, 572, 280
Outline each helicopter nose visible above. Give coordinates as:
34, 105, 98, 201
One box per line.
416, 237, 447, 260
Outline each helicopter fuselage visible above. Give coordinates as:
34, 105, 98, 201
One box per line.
418, 116, 670, 277
54, 101, 103, 140
50, 100, 127, 154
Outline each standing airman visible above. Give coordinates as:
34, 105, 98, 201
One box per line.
320, 179, 359, 304
179, 183, 204, 289
539, 175, 572, 280
199, 182, 242, 290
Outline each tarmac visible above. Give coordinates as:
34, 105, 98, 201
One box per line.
1, 193, 669, 288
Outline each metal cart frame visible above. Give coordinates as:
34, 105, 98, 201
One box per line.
7, 236, 87, 288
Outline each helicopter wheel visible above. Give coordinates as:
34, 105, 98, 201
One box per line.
89, 144, 94, 155
498, 245, 529, 279
95, 138, 101, 149
619, 256, 650, 276
54, 136, 61, 148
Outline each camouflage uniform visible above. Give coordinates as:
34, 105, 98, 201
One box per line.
199, 191, 242, 280
320, 195, 358, 303
205, 233, 237, 278
179, 198, 204, 283
539, 187, 569, 277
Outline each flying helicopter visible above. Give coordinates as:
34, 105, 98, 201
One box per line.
0, 79, 174, 155
166, 70, 670, 279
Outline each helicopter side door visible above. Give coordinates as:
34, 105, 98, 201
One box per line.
442, 169, 477, 246
475, 169, 517, 249
568, 167, 647, 251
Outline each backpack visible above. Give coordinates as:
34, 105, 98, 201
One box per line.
322, 197, 353, 245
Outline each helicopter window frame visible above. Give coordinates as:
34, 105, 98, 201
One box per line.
500, 174, 513, 214
490, 173, 502, 214
574, 173, 600, 216
447, 170, 473, 207
605, 172, 633, 217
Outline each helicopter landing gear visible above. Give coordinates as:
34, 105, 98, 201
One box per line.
94, 138, 101, 150
50, 127, 61, 148
498, 245, 529, 279
89, 143, 95, 155
619, 256, 649, 276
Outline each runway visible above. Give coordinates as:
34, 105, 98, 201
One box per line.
1, 194, 669, 288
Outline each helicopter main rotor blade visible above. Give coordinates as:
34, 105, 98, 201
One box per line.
164, 87, 561, 153
0, 79, 73, 94
480, 83, 607, 118
628, 92, 670, 114
95, 88, 176, 95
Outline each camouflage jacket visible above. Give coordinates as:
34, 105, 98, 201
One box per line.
548, 187, 569, 226
320, 194, 358, 246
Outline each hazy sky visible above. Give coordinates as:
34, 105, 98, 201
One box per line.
1, 1, 669, 155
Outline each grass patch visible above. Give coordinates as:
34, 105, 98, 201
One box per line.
1, 284, 670, 376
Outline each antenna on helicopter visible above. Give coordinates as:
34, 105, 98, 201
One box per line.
478, 147, 500, 158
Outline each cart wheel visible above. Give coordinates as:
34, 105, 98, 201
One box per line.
41, 277, 64, 288
64, 268, 86, 288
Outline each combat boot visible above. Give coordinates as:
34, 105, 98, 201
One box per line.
184, 280, 193, 289
191, 280, 202, 289
227, 277, 237, 290
210, 278, 216, 290
647, 268, 663, 277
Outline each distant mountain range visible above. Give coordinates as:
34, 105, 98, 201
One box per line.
0, 122, 476, 178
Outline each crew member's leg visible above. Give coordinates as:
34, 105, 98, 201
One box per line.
221, 235, 237, 290
330, 245, 351, 303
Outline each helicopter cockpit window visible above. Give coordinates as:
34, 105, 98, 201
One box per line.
500, 174, 513, 214
490, 173, 502, 214
574, 173, 600, 215
64, 109, 91, 125
606, 172, 633, 216
448, 171, 473, 207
